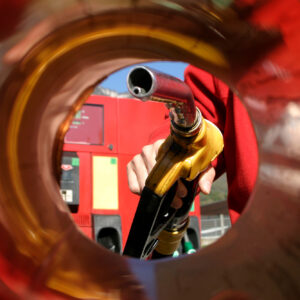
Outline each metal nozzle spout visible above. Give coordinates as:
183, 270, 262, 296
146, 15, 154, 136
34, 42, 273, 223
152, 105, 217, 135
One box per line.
127, 66, 200, 133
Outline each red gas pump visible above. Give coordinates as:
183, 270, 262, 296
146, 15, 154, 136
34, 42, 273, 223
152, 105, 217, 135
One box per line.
60, 94, 201, 255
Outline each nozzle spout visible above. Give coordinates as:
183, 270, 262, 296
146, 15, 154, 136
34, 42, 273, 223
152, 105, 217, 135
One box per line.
127, 66, 200, 133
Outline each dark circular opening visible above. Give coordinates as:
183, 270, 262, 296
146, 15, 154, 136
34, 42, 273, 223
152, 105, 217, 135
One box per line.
129, 67, 153, 95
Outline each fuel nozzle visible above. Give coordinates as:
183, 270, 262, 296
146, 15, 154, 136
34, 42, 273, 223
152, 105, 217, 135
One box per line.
125, 66, 224, 260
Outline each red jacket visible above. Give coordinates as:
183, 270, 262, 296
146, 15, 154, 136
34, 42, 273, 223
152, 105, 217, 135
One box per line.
149, 65, 258, 224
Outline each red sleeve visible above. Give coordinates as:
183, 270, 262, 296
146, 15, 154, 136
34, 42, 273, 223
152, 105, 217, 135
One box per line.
185, 65, 258, 224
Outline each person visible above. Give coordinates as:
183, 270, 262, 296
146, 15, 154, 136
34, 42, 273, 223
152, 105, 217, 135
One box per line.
127, 65, 259, 224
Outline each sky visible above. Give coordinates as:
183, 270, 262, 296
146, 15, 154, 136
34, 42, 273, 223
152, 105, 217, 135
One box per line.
100, 61, 188, 93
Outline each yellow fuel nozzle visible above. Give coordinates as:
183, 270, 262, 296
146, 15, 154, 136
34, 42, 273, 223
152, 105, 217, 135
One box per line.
127, 65, 223, 194
126, 66, 224, 259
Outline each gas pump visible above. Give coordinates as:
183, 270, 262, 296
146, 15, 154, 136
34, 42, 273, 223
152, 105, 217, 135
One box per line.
60, 93, 203, 255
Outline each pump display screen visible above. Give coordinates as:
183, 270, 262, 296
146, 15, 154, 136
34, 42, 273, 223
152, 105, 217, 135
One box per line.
64, 104, 104, 145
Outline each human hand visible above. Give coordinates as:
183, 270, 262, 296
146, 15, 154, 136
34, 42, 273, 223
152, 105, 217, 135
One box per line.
127, 139, 216, 209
